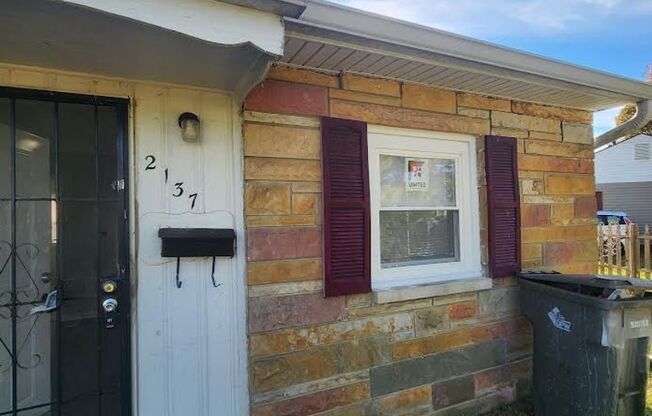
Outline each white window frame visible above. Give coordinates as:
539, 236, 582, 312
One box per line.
368, 125, 482, 290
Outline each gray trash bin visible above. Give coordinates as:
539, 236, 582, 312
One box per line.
520, 272, 652, 416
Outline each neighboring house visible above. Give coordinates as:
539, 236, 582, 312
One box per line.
596, 134, 652, 228
1, 1, 652, 416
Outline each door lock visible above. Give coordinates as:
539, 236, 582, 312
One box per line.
102, 298, 118, 313
102, 280, 117, 293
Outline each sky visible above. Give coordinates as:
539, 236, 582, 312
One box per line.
330, 0, 652, 134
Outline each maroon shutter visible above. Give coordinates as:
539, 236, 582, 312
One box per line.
485, 135, 521, 278
321, 117, 371, 297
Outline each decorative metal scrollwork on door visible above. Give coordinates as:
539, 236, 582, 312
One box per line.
0, 240, 44, 304
0, 240, 47, 373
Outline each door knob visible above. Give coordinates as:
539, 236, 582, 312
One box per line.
102, 298, 118, 313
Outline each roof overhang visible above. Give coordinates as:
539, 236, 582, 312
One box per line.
221, 0, 306, 18
0, 0, 285, 96
282, 0, 652, 111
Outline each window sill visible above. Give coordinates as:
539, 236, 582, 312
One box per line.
373, 277, 492, 304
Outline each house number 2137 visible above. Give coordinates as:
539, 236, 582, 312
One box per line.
144, 155, 200, 210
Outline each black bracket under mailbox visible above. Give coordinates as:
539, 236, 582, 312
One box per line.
158, 228, 236, 288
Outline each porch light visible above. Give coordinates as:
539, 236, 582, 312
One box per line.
178, 112, 201, 143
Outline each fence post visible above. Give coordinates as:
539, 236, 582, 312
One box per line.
644, 225, 651, 279
597, 225, 602, 274
627, 223, 639, 278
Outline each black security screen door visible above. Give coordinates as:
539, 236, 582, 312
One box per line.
0, 88, 130, 416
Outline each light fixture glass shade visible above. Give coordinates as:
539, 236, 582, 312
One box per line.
178, 112, 200, 143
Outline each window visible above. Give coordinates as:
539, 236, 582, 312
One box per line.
368, 126, 481, 289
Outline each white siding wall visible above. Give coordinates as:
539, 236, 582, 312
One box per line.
595, 134, 652, 184
0, 63, 248, 416
598, 181, 652, 227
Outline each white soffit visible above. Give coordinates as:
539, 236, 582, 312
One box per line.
283, 0, 652, 111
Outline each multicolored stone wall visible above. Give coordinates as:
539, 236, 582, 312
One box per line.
243, 64, 596, 415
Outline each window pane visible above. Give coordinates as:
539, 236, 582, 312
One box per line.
15, 100, 55, 198
380, 210, 459, 268
0, 202, 11, 414
0, 98, 10, 198
16, 303, 55, 411
15, 201, 56, 410
17, 404, 53, 415
98, 106, 119, 200
380, 155, 455, 207
0, 202, 11, 300
0, 305, 12, 414
15, 201, 55, 304
60, 103, 97, 199
59, 200, 99, 408
97, 106, 123, 279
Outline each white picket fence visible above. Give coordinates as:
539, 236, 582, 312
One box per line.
598, 224, 652, 278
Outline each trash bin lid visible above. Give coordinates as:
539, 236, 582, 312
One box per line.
519, 271, 652, 301
519, 271, 652, 290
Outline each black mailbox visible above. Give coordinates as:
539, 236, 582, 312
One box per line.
158, 228, 236, 258
158, 228, 236, 288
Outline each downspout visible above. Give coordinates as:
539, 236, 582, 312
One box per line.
594, 99, 652, 149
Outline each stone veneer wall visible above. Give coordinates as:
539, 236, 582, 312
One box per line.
243, 65, 597, 415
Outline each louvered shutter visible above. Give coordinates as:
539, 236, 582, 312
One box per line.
485, 135, 521, 278
321, 117, 371, 297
